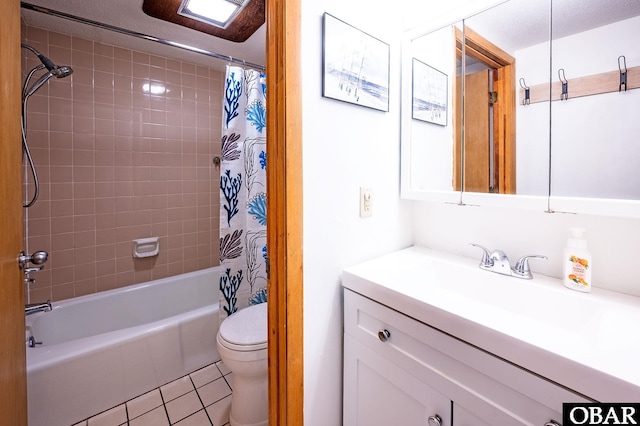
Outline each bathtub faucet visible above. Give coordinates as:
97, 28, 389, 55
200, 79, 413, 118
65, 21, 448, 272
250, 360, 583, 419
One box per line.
25, 300, 52, 315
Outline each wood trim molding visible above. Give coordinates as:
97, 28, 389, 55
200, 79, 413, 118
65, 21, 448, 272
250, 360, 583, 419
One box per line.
142, 0, 264, 42
0, 0, 28, 423
266, 0, 303, 424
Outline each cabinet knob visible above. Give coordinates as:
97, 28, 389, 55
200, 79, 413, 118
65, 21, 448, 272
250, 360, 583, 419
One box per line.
544, 422, 561, 426
428, 414, 442, 426
377, 329, 391, 342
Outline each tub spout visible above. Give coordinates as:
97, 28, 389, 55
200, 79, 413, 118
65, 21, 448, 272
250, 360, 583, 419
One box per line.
25, 300, 51, 315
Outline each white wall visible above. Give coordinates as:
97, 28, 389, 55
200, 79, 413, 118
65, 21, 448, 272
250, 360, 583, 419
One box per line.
301, 1, 413, 424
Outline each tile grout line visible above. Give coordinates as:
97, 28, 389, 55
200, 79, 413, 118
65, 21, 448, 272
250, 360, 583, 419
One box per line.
188, 374, 215, 425
157, 379, 174, 426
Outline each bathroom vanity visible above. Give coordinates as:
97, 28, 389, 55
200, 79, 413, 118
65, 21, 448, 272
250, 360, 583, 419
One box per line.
342, 246, 640, 425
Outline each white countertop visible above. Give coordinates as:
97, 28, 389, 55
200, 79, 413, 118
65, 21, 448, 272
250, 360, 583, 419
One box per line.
342, 246, 640, 402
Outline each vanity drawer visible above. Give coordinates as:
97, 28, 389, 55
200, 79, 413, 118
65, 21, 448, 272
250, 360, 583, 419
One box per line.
344, 289, 591, 425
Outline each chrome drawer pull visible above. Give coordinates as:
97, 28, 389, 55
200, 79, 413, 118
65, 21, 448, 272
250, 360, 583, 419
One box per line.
544, 421, 561, 426
377, 329, 391, 342
428, 414, 442, 426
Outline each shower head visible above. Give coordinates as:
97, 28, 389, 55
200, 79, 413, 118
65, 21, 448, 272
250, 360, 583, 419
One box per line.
21, 44, 73, 100
21, 43, 73, 79
53, 65, 73, 78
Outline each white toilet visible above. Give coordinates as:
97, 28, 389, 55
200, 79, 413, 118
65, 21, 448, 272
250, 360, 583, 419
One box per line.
217, 302, 268, 426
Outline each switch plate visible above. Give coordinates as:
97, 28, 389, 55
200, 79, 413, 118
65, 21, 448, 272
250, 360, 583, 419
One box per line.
360, 187, 373, 218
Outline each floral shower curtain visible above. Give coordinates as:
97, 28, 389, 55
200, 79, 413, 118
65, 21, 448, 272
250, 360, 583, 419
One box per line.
219, 65, 267, 319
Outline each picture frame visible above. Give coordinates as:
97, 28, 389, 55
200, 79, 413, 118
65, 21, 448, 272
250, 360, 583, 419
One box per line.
322, 13, 390, 112
412, 58, 448, 126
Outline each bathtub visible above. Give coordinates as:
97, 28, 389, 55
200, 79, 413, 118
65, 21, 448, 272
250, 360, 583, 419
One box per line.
26, 267, 220, 426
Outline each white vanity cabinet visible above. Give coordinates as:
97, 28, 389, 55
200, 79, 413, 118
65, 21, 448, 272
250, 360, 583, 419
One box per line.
343, 289, 591, 426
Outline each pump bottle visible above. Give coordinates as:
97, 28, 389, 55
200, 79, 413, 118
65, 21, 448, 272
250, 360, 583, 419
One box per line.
563, 228, 592, 293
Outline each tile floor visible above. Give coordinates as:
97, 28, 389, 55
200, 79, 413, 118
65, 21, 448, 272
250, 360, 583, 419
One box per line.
72, 361, 233, 426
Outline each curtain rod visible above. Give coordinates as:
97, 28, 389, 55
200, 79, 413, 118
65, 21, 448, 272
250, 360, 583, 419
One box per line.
20, 2, 266, 71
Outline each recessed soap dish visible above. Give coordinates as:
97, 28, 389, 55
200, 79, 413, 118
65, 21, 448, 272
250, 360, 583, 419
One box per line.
132, 237, 160, 258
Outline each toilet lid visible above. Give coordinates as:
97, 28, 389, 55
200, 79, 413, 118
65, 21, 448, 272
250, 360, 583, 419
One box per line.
219, 302, 267, 349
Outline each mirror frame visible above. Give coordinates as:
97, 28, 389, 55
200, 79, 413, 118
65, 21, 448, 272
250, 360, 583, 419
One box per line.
400, 0, 640, 218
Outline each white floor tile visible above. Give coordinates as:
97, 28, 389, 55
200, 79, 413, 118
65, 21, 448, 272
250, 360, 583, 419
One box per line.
129, 406, 170, 426
197, 377, 232, 407
174, 409, 212, 426
165, 390, 204, 424
205, 395, 231, 426
190, 364, 222, 388
127, 388, 164, 420
83, 363, 228, 426
161, 375, 195, 402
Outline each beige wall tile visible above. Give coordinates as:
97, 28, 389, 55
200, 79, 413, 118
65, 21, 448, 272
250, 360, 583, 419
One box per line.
24, 26, 222, 301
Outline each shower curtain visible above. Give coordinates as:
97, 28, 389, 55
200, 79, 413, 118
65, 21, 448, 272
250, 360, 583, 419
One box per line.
219, 65, 267, 318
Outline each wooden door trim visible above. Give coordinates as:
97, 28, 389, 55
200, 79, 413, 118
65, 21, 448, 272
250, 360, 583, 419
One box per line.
1, 0, 28, 424
266, 0, 304, 424
453, 26, 516, 194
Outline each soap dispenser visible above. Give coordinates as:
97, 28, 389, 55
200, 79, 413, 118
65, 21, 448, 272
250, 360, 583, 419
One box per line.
563, 228, 592, 293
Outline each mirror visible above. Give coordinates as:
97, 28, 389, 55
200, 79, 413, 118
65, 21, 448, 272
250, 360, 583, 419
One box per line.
549, 0, 640, 201
460, 0, 550, 196
401, 0, 640, 216
402, 22, 461, 195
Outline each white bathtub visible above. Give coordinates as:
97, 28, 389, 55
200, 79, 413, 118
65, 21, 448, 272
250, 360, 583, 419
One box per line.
26, 267, 220, 426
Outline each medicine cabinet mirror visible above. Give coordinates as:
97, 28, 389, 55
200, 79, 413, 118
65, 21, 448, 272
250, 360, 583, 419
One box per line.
400, 0, 640, 217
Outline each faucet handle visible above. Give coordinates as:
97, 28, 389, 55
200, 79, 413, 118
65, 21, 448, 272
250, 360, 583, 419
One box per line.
513, 255, 548, 279
470, 243, 493, 267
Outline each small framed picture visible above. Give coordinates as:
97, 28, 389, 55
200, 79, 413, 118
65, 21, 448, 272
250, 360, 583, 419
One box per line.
412, 58, 448, 126
322, 13, 390, 112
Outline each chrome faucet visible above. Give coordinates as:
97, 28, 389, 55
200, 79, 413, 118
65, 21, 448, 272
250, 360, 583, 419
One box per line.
25, 300, 52, 315
470, 243, 547, 279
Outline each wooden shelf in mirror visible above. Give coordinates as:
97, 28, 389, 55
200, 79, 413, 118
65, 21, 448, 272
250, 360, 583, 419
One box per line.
519, 65, 640, 105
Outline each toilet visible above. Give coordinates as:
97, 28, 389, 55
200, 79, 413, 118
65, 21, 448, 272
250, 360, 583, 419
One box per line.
216, 302, 268, 426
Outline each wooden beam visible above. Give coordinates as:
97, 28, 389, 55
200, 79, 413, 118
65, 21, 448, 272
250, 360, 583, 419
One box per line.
266, 0, 304, 424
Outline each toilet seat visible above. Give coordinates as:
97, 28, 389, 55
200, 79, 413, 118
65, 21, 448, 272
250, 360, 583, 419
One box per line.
218, 302, 267, 352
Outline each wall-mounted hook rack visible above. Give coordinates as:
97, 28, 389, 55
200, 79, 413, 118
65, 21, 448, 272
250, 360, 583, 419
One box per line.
520, 58, 639, 105
519, 78, 530, 105
558, 69, 569, 100
619, 55, 627, 92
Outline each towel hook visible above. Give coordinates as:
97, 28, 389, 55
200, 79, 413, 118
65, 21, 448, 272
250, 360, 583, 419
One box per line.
519, 78, 530, 105
619, 55, 627, 92
558, 68, 568, 100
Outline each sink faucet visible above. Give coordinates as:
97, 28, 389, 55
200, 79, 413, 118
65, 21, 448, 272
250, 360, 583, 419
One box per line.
25, 300, 52, 315
470, 243, 547, 279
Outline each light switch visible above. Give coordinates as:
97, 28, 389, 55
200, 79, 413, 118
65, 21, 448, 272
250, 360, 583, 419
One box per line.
360, 187, 373, 218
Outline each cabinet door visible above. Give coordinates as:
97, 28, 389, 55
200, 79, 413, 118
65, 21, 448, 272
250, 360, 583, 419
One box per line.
344, 334, 451, 426
453, 403, 492, 426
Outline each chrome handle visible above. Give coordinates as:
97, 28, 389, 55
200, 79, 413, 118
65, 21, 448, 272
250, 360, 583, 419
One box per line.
512, 254, 548, 279
377, 329, 391, 342
470, 243, 493, 267
18, 250, 49, 269
428, 414, 442, 426
544, 421, 561, 426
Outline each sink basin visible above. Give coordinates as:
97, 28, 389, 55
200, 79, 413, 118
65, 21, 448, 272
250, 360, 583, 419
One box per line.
342, 246, 640, 402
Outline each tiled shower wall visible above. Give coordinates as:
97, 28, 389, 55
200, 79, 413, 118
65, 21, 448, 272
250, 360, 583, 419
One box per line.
22, 25, 223, 302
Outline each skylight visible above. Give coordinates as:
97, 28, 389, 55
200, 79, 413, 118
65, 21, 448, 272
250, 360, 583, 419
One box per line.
178, 0, 245, 28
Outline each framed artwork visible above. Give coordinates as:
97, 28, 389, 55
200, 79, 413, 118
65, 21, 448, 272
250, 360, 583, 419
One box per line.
412, 58, 448, 126
322, 13, 390, 112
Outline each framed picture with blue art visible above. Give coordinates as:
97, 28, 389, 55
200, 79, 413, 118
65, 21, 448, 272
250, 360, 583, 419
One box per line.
322, 13, 390, 112
412, 58, 448, 126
